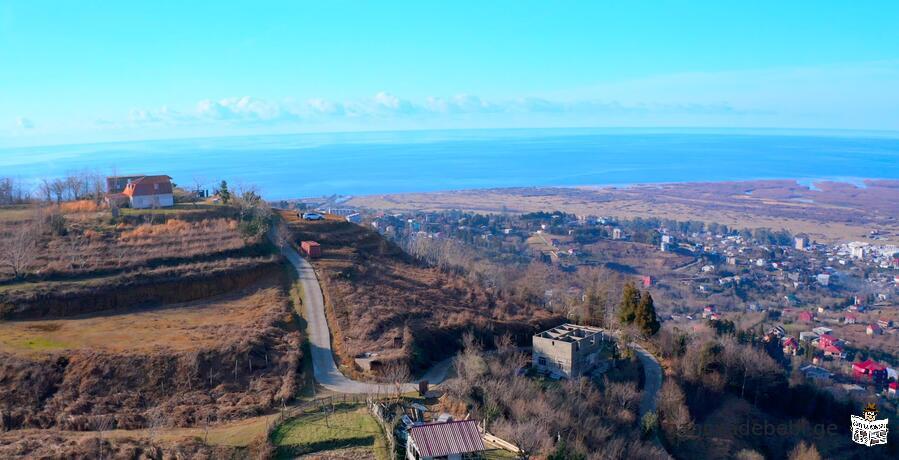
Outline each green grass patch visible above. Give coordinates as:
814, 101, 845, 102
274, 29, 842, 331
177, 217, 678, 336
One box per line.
9, 336, 70, 351
271, 406, 388, 459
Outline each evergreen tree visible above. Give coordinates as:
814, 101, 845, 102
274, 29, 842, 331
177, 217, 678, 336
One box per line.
618, 282, 641, 325
635, 290, 661, 336
218, 180, 231, 204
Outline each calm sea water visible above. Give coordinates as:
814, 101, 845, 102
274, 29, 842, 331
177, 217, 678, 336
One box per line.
2, 128, 899, 200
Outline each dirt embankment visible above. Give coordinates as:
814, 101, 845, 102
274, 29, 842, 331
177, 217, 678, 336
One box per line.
0, 280, 303, 432
0, 256, 282, 320
0, 432, 250, 459
283, 214, 561, 374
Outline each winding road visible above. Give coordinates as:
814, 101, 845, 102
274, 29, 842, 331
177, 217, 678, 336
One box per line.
282, 244, 449, 394
630, 342, 663, 417
278, 233, 662, 411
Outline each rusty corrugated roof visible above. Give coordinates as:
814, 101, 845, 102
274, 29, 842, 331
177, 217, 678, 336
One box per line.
409, 420, 485, 457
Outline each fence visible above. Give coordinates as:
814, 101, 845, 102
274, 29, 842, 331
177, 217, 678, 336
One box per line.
368, 398, 399, 460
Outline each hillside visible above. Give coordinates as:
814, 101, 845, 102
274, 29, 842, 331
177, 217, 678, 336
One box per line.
281, 211, 560, 374
0, 202, 305, 444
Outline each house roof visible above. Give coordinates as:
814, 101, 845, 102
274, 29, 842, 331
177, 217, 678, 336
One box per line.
409, 420, 485, 458
123, 175, 173, 197
854, 359, 886, 372
824, 344, 843, 354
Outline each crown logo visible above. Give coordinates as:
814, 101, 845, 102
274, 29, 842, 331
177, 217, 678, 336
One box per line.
863, 403, 878, 422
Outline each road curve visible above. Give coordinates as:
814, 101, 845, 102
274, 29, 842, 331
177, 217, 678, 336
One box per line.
630, 342, 663, 417
281, 244, 426, 394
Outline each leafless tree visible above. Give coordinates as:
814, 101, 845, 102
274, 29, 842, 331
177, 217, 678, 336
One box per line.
381, 362, 411, 401
788, 441, 822, 460
658, 380, 694, 446
0, 219, 38, 278
494, 418, 550, 459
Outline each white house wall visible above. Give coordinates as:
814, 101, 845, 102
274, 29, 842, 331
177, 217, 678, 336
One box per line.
130, 193, 174, 209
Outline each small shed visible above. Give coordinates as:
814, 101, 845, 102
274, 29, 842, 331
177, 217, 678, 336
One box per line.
300, 241, 322, 258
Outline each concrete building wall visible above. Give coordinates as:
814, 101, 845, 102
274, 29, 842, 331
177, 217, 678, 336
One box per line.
533, 336, 576, 378
130, 193, 174, 209
532, 326, 610, 379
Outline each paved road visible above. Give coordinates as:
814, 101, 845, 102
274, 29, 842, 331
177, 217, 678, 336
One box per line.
630, 342, 663, 417
282, 244, 435, 394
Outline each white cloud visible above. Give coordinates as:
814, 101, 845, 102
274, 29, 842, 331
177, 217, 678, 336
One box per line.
371, 91, 417, 114
196, 96, 287, 121
306, 98, 345, 116
118, 87, 783, 132
15, 116, 34, 129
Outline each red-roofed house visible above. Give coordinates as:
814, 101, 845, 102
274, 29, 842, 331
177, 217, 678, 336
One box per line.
782, 337, 799, 356
406, 420, 486, 460
852, 359, 887, 386
823, 344, 845, 359
844, 314, 858, 325
120, 175, 174, 209
817, 334, 838, 349
798, 311, 814, 323
867, 324, 883, 336
889, 382, 898, 398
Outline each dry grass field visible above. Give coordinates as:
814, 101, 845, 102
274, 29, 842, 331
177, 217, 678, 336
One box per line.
347, 179, 899, 244
0, 207, 252, 283
0, 280, 289, 356
280, 210, 559, 373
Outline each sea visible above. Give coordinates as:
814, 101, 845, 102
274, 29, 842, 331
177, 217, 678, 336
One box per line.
2, 128, 899, 200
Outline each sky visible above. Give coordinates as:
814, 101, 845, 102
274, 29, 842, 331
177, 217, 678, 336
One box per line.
2, 1, 899, 147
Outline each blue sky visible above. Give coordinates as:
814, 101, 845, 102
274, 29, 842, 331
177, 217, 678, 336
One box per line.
2, 1, 899, 147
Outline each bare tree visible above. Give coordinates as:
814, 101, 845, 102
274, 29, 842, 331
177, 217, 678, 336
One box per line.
0, 220, 38, 278
788, 441, 822, 460
381, 362, 411, 401
658, 380, 694, 446
494, 418, 550, 459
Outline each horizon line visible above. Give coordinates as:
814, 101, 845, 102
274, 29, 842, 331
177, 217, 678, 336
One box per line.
4, 125, 899, 151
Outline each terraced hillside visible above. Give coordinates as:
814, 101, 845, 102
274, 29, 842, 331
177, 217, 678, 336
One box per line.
280, 210, 561, 375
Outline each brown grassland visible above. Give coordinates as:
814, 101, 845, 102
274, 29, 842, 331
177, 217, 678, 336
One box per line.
280, 210, 560, 374
347, 179, 899, 244
0, 274, 304, 431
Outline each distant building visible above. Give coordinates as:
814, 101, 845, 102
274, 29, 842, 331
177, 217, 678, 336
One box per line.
406, 420, 486, 460
798, 311, 814, 323
816, 273, 831, 286
641, 275, 652, 287
795, 235, 810, 251
852, 359, 887, 387
612, 228, 623, 240
782, 337, 799, 355
867, 323, 883, 336
114, 175, 173, 209
532, 324, 610, 379
800, 364, 833, 382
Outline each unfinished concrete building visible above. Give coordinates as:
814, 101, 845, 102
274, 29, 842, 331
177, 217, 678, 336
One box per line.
532, 324, 610, 379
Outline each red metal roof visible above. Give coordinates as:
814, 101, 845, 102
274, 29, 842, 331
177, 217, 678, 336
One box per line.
853, 359, 885, 372
123, 175, 173, 197
409, 420, 485, 458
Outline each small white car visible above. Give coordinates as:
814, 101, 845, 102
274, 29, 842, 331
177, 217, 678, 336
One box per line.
301, 212, 325, 221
